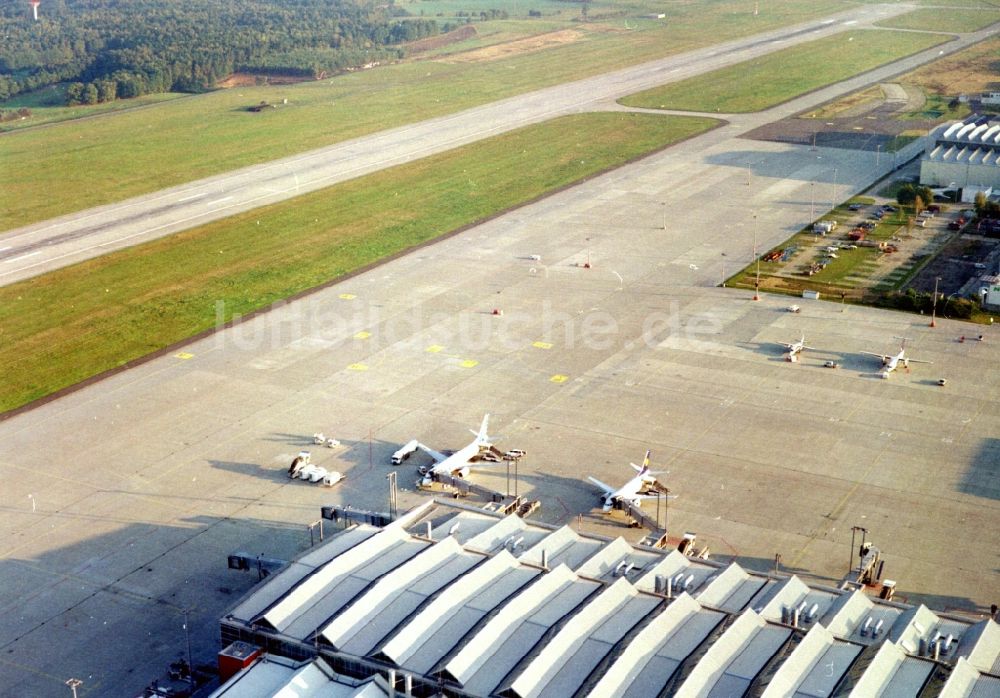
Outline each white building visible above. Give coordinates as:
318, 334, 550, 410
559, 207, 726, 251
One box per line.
217, 500, 1000, 697
920, 115, 1000, 201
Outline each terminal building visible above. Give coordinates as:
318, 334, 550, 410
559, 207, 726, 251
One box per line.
920, 115, 1000, 201
215, 500, 1000, 697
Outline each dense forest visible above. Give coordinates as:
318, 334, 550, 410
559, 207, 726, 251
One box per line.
0, 0, 450, 104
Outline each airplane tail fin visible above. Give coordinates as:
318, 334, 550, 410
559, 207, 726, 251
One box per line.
470, 413, 492, 445
631, 450, 653, 474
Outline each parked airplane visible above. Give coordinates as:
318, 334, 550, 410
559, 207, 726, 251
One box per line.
589, 450, 664, 513
861, 338, 932, 379
779, 333, 815, 362
393, 414, 502, 481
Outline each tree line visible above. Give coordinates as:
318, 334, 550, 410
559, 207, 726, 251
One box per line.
0, 0, 447, 104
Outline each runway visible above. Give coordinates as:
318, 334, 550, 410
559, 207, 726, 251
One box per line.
2, 5, 999, 695
2, 84, 999, 697
0, 3, 922, 286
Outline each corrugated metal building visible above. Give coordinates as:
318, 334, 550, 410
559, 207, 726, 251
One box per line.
219, 501, 1000, 697
920, 115, 1000, 198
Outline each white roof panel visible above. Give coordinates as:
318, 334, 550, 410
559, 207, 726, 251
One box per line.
587, 593, 726, 698
761, 623, 860, 697
321, 536, 483, 654
378, 549, 538, 671
823, 589, 901, 645
508, 578, 660, 698
635, 549, 720, 595
674, 609, 791, 697
428, 511, 500, 544
696, 562, 768, 612
229, 526, 379, 623
444, 565, 599, 695
955, 620, 1000, 674
519, 525, 604, 570
849, 640, 934, 697
277, 531, 431, 640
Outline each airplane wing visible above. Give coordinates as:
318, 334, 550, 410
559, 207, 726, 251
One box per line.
907, 358, 933, 364
587, 476, 616, 495
802, 345, 818, 351
778, 342, 795, 350
859, 351, 888, 360
416, 443, 449, 463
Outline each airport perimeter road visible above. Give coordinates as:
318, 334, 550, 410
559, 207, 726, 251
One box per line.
2, 83, 999, 694
0, 3, 922, 285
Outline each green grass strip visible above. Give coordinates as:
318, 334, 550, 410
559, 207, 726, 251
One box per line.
0, 0, 854, 230
877, 8, 1000, 33
619, 30, 949, 113
0, 112, 717, 413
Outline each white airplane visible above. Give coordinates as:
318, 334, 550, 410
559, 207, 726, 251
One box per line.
395, 414, 501, 481
778, 333, 815, 363
588, 451, 664, 513
861, 338, 932, 379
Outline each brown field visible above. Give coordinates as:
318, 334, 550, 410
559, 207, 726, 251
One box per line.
406, 24, 479, 54
440, 28, 585, 63
216, 73, 315, 88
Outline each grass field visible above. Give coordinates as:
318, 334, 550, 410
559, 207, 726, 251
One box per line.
0, 112, 716, 413
909, 0, 1000, 6
0, 0, 853, 231
0, 86, 186, 132
803, 35, 1000, 123
618, 30, 949, 113
876, 8, 1000, 33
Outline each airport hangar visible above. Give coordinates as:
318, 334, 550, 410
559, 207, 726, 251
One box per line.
3, 56, 1000, 698
920, 115, 1000, 200
212, 500, 1000, 697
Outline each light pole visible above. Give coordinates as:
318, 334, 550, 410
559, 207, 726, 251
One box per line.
876, 143, 881, 170
183, 611, 194, 686
930, 276, 940, 327
810, 181, 815, 221
66, 679, 82, 698
752, 213, 760, 301
831, 168, 838, 210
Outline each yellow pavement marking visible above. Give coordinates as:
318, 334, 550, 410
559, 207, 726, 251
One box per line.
460, 359, 479, 368
532, 341, 553, 349
354, 331, 371, 339
426, 345, 444, 353
550, 374, 569, 383
339, 293, 356, 300
347, 363, 368, 371
174, 352, 194, 360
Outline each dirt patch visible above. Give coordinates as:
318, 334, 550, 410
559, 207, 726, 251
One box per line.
406, 25, 478, 54
216, 73, 313, 89
439, 29, 584, 63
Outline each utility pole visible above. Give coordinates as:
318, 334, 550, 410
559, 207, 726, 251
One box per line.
930, 276, 940, 328
850, 526, 868, 575
752, 213, 761, 301
183, 611, 194, 686
386, 472, 398, 520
